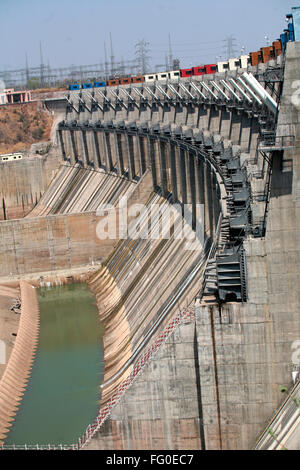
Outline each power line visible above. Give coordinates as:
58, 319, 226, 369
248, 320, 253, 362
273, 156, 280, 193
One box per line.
151, 39, 223, 46
39, 41, 45, 86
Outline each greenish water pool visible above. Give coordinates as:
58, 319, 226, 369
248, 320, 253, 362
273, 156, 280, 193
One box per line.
5, 283, 104, 446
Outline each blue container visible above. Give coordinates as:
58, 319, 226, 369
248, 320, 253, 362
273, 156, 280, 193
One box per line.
288, 22, 295, 41
94, 81, 106, 88
81, 83, 93, 89
292, 7, 300, 42
69, 84, 80, 90
280, 32, 288, 48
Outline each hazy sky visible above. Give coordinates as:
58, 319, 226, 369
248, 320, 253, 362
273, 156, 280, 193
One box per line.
0, 0, 294, 71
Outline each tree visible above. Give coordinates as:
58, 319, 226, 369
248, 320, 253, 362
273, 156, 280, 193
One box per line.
26, 77, 41, 90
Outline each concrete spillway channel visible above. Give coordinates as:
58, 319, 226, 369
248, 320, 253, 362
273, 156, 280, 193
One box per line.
28, 164, 137, 217
88, 192, 217, 406
1, 283, 104, 448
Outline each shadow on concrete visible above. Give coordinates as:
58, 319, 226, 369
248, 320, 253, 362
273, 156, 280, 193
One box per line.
270, 150, 293, 198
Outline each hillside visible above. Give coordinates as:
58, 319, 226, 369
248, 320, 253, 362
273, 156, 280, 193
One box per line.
0, 102, 53, 154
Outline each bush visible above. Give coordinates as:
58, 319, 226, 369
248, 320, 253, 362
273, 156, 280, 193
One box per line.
32, 127, 44, 139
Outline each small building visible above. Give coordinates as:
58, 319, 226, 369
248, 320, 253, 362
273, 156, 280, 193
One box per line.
0, 88, 31, 105
5, 89, 31, 104
0, 153, 23, 163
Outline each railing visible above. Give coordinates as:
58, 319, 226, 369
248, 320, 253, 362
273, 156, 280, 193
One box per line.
253, 133, 295, 167
258, 134, 295, 151
0, 444, 77, 451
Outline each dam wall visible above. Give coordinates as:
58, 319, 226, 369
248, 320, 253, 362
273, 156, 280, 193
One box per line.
0, 97, 63, 220
0, 157, 47, 220
28, 164, 138, 217
0, 50, 297, 450
60, 98, 260, 156
83, 313, 202, 450
0, 168, 154, 279
0, 212, 113, 278
87, 192, 219, 407
192, 68, 300, 449
57, 124, 231, 243
80, 43, 300, 450
0, 148, 61, 221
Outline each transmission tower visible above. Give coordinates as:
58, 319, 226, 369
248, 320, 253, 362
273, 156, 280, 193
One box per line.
135, 39, 151, 75
120, 57, 125, 76
173, 58, 180, 70
39, 41, 44, 86
223, 35, 238, 59
165, 53, 169, 71
25, 52, 29, 84
168, 33, 173, 71
110, 32, 115, 76
104, 42, 109, 80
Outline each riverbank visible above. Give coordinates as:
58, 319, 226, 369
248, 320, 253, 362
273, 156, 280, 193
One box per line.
0, 281, 39, 444
0, 285, 20, 382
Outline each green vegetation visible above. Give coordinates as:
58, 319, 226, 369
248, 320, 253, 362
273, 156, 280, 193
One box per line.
32, 127, 44, 139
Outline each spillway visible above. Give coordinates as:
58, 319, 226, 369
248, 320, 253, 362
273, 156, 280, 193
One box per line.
89, 191, 214, 405
29, 164, 136, 217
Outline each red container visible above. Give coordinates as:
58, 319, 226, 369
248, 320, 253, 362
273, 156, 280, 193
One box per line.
272, 40, 282, 57
205, 64, 217, 74
180, 68, 193, 77
250, 51, 262, 66
119, 77, 131, 85
192, 66, 206, 76
261, 46, 274, 63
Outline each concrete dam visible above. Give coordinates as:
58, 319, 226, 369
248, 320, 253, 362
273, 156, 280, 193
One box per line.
0, 41, 299, 450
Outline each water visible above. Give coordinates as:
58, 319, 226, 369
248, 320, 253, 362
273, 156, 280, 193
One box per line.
5, 283, 104, 446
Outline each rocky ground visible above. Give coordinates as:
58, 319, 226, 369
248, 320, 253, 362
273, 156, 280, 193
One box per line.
0, 102, 53, 154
